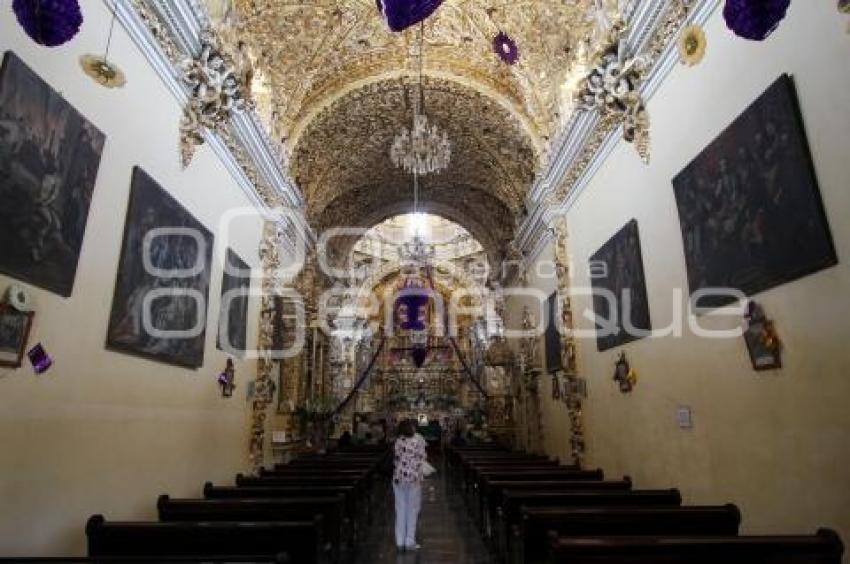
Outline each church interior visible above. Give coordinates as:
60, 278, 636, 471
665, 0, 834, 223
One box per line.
0, 0, 848, 562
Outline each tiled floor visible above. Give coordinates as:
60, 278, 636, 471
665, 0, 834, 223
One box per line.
355, 467, 492, 564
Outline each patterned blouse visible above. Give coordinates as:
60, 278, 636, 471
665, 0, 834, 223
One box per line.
393, 434, 428, 485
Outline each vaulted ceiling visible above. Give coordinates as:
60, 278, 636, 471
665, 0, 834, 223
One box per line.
226, 0, 599, 256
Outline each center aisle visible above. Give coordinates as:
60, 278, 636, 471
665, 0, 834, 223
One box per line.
356, 456, 492, 564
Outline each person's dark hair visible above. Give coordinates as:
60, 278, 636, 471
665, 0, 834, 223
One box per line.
397, 419, 415, 438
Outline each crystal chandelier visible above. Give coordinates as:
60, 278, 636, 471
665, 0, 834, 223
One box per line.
398, 235, 436, 264
390, 24, 451, 176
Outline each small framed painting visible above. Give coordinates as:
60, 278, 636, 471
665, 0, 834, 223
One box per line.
743, 302, 782, 371
0, 304, 34, 368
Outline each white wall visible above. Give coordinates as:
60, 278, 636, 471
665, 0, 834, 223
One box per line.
0, 0, 265, 555
514, 0, 850, 548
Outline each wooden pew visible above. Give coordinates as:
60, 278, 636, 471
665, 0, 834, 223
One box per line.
234, 474, 372, 524
157, 495, 347, 563
86, 514, 328, 563
496, 489, 683, 560
547, 529, 845, 564
0, 558, 288, 563
481, 478, 633, 539
470, 468, 605, 530
516, 504, 741, 564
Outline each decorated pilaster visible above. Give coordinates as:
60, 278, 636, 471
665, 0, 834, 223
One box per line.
551, 216, 587, 467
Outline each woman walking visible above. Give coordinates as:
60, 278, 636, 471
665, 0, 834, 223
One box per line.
393, 419, 427, 551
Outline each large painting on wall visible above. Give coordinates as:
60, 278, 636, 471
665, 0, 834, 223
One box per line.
544, 292, 562, 373
590, 219, 651, 352
217, 248, 250, 356
673, 74, 837, 308
0, 51, 106, 297
107, 167, 214, 368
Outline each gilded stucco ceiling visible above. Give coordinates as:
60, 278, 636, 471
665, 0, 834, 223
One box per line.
229, 0, 595, 149
217, 0, 598, 255
292, 76, 535, 221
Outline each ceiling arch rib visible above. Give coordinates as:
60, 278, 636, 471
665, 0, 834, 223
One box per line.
316, 182, 515, 266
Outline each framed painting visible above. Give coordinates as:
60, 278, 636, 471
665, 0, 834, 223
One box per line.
217, 248, 250, 356
0, 304, 34, 368
106, 167, 214, 368
589, 219, 652, 352
673, 74, 837, 308
544, 292, 562, 374
0, 51, 106, 297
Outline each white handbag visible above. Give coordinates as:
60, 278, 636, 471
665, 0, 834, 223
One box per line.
422, 461, 437, 477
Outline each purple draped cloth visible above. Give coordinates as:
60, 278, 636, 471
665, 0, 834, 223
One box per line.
377, 0, 444, 32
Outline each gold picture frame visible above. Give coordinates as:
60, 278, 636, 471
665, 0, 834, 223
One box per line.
0, 304, 34, 368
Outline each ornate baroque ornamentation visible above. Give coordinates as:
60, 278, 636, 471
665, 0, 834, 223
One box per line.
550, 216, 586, 466
575, 20, 651, 163
547, 0, 692, 206
179, 28, 254, 167
129, 0, 297, 214
249, 220, 294, 470
292, 76, 536, 240
230, 0, 595, 154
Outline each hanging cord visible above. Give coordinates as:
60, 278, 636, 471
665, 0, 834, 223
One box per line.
330, 338, 388, 417
412, 21, 425, 217
423, 266, 489, 400
103, 1, 119, 62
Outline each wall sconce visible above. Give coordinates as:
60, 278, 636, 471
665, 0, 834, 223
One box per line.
613, 352, 637, 393
218, 358, 236, 397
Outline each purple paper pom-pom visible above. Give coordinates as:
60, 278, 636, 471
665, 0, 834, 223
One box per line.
12, 0, 83, 47
377, 0, 444, 32
493, 32, 519, 65
723, 0, 791, 41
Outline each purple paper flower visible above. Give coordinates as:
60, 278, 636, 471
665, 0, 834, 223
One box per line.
13, 0, 83, 47
493, 31, 519, 65
723, 0, 791, 41
377, 0, 444, 32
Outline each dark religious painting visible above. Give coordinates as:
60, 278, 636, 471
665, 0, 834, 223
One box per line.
217, 248, 250, 355
673, 74, 837, 308
107, 168, 214, 368
590, 220, 652, 352
0, 51, 105, 297
544, 292, 562, 374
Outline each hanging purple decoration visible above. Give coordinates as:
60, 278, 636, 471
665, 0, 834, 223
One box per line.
27, 343, 53, 374
411, 346, 428, 368
397, 292, 429, 331
722, 0, 791, 41
493, 31, 519, 65
376, 0, 444, 33
12, 0, 83, 47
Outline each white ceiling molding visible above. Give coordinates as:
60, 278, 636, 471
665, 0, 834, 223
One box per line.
517, 0, 722, 262
107, 0, 314, 253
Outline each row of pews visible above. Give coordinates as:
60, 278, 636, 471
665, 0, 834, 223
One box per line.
447, 444, 845, 564
4, 445, 390, 563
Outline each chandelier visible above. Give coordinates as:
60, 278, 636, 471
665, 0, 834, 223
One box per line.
398, 235, 436, 264
390, 23, 451, 176
390, 113, 451, 175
